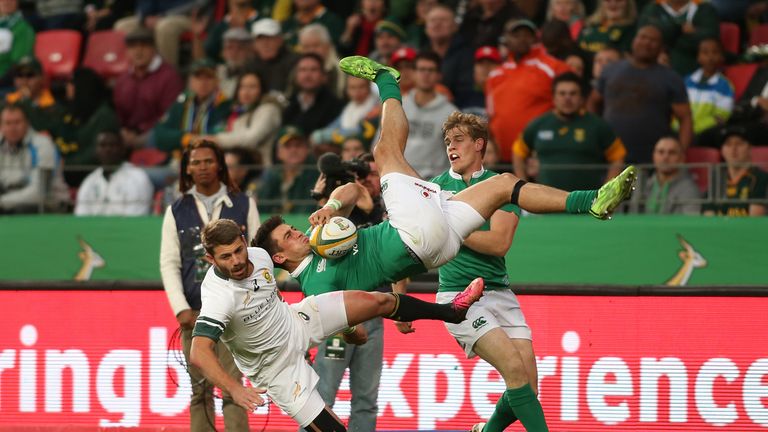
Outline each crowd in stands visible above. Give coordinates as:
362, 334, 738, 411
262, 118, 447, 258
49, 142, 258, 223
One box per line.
1, 0, 768, 217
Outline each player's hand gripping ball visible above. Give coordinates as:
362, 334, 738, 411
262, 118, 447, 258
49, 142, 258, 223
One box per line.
309, 216, 358, 259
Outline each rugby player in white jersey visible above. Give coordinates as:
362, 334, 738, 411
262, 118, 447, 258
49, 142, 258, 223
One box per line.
189, 219, 485, 432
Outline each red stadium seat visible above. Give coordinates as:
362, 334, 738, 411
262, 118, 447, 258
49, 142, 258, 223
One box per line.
82, 30, 129, 81
719, 22, 740, 55
686, 147, 721, 193
130, 148, 168, 167
749, 24, 768, 47
34, 30, 82, 80
724, 63, 758, 101
751, 146, 768, 172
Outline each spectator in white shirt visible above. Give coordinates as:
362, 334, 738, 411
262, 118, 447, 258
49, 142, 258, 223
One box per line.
74, 131, 154, 216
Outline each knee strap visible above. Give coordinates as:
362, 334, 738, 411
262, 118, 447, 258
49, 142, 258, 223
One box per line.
510, 180, 527, 206
305, 406, 346, 432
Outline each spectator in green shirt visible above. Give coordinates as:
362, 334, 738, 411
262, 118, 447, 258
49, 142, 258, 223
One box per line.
258, 126, 319, 214
578, 0, 638, 55
281, 0, 344, 51
0, 0, 34, 89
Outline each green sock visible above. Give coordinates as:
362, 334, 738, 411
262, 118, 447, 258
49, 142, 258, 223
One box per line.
374, 70, 401, 103
565, 190, 598, 214
505, 384, 549, 432
483, 393, 519, 432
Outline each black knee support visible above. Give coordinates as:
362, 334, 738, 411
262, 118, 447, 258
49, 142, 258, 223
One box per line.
510, 180, 528, 206
304, 407, 346, 432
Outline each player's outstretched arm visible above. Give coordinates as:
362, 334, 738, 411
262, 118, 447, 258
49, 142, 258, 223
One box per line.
308, 182, 366, 226
190, 336, 267, 411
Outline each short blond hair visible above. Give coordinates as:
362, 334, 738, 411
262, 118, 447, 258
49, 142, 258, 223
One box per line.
442, 112, 489, 155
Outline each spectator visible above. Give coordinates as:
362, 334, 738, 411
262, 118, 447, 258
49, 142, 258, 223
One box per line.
297, 23, 345, 99
224, 146, 261, 198
84, 0, 136, 32
486, 19, 570, 164
424, 5, 475, 108
204, 71, 284, 167
638, 136, 700, 214
547, 0, 586, 39
310, 76, 380, 151
341, 136, 366, 161
513, 72, 626, 191
590, 46, 621, 89
406, 0, 437, 49
200, 0, 259, 63
281, 0, 344, 51
704, 127, 768, 216
4, 57, 65, 136
369, 18, 406, 65
578, 0, 638, 55
283, 53, 343, 137
639, 0, 720, 76
541, 18, 579, 60
74, 131, 154, 216
57, 68, 120, 187
214, 27, 254, 98
464, 46, 502, 118
732, 51, 768, 141
0, 104, 68, 213
153, 58, 231, 153
159, 139, 258, 432
258, 126, 319, 214
403, 51, 457, 179
113, 27, 185, 149
114, 0, 197, 67
459, 0, 523, 49
339, 0, 386, 57
0, 0, 35, 88
588, 25, 693, 164
248, 18, 298, 95
32, 0, 84, 30
565, 52, 586, 77
684, 38, 734, 147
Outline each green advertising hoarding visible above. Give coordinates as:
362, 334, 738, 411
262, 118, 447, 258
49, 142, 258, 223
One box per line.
1, 215, 766, 286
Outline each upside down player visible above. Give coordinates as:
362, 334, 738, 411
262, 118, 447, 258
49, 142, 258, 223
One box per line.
189, 219, 485, 432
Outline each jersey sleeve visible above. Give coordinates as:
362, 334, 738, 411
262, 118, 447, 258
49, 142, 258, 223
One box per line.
192, 277, 235, 342
513, 122, 537, 159
597, 119, 627, 162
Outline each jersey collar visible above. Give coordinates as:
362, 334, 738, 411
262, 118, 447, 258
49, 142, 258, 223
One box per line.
290, 255, 314, 278
448, 166, 486, 180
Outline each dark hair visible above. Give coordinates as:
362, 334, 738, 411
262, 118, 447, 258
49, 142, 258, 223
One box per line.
359, 152, 374, 163
414, 50, 442, 70
698, 37, 723, 52
202, 219, 244, 255
1, 103, 28, 120
234, 70, 267, 110
179, 139, 239, 193
70, 67, 111, 122
252, 215, 285, 266
297, 52, 326, 71
552, 71, 585, 96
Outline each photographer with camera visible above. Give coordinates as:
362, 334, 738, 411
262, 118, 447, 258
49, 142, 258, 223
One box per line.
306, 150, 388, 432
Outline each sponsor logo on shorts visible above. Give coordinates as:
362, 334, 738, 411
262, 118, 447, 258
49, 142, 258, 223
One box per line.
292, 381, 302, 401
422, 191, 430, 198
298, 312, 310, 321
472, 317, 487, 330
414, 182, 437, 194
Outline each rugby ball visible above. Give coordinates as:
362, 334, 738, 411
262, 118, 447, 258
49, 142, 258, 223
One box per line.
309, 216, 358, 259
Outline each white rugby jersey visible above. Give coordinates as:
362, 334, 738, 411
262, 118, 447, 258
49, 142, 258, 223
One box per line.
193, 247, 296, 378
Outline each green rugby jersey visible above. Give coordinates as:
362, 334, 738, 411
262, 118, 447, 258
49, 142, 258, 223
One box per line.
705, 166, 768, 217
578, 23, 636, 54
430, 169, 521, 292
293, 221, 427, 296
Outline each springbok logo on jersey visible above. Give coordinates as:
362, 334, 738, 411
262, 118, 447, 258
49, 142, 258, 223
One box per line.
292, 381, 302, 401
243, 291, 253, 308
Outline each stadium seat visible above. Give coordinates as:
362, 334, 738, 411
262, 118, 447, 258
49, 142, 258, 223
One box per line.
751, 146, 768, 172
749, 24, 768, 47
686, 147, 721, 193
34, 30, 82, 80
82, 30, 129, 81
719, 22, 740, 55
724, 63, 758, 101
130, 148, 168, 167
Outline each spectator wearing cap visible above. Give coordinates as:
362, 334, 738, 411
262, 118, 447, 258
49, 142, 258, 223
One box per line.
635, 136, 700, 214
153, 58, 231, 153
0, 0, 35, 88
339, 0, 386, 57
424, 5, 476, 108
297, 23, 345, 99
114, 0, 197, 67
258, 126, 319, 214
578, 0, 638, 57
283, 53, 343, 137
281, 0, 344, 51
639, 0, 720, 76
486, 19, 570, 164
197, 0, 260, 63
247, 18, 298, 96
214, 28, 254, 98
369, 18, 406, 65
704, 127, 768, 217
464, 46, 502, 118
459, 0, 524, 49
5, 57, 65, 137
588, 25, 693, 164
113, 27, 185, 149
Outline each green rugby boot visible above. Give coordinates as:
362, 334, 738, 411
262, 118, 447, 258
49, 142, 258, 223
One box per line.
339, 56, 400, 82
590, 165, 637, 220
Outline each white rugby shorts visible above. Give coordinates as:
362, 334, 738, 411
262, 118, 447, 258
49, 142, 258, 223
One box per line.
381, 172, 485, 269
